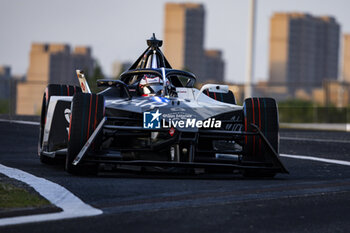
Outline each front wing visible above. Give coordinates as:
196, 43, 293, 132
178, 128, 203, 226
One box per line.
74, 116, 289, 174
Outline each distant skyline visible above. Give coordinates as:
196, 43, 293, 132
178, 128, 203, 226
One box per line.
1, 0, 350, 83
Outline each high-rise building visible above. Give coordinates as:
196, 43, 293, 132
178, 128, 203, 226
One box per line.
0, 66, 23, 114
343, 34, 350, 82
203, 50, 225, 83
164, 3, 205, 79
17, 43, 94, 115
269, 13, 340, 94
163, 3, 225, 83
0, 66, 11, 99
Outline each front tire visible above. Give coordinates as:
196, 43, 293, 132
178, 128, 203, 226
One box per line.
66, 93, 104, 175
242, 97, 279, 178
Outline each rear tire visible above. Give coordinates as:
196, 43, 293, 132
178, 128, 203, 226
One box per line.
38, 84, 81, 164
66, 93, 104, 175
242, 97, 279, 178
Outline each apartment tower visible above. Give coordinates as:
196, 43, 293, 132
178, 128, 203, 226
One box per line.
204, 50, 225, 83
269, 13, 340, 94
17, 43, 94, 115
343, 34, 350, 82
164, 3, 205, 79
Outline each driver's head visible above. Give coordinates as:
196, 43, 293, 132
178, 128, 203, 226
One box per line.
139, 74, 169, 96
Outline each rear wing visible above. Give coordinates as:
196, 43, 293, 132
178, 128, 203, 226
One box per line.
76, 70, 91, 93
196, 84, 229, 101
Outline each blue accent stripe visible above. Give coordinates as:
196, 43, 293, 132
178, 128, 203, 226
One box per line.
243, 102, 246, 117
220, 93, 223, 102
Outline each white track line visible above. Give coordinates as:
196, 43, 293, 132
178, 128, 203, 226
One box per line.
0, 119, 39, 126
280, 136, 350, 144
280, 154, 350, 166
280, 123, 350, 132
0, 164, 102, 226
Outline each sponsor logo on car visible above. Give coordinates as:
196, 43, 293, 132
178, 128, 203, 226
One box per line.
143, 109, 162, 129
143, 109, 222, 129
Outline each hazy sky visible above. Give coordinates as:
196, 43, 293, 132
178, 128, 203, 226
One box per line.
1, 0, 350, 83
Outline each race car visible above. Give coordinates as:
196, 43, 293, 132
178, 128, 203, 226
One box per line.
38, 34, 288, 177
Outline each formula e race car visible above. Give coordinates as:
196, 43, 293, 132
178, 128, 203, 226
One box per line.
38, 34, 288, 177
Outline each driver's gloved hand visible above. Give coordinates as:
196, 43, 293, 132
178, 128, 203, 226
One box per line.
169, 87, 178, 97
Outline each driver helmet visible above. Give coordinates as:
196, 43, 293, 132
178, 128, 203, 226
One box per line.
139, 74, 169, 96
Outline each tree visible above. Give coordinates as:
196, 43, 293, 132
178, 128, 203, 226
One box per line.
87, 62, 104, 93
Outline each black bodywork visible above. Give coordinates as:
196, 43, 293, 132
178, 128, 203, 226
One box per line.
78, 35, 288, 175
43, 34, 288, 176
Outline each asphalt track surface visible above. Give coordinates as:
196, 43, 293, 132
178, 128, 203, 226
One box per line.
1, 121, 350, 233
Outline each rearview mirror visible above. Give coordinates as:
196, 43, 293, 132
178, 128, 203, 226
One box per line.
96, 79, 132, 100
97, 79, 123, 87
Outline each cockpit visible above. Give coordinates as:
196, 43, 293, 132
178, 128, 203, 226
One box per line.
98, 34, 197, 98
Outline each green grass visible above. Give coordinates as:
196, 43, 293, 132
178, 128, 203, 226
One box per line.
0, 99, 9, 114
0, 182, 50, 209
278, 99, 350, 123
